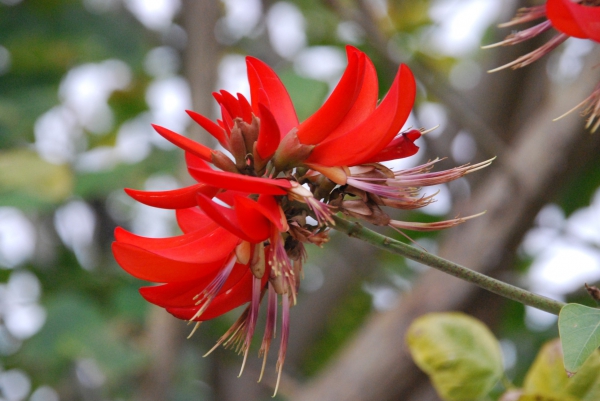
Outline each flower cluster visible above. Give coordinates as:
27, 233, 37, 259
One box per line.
112, 46, 490, 394
485, 0, 600, 130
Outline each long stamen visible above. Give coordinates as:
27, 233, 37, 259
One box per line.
238, 276, 262, 377
497, 5, 547, 28
488, 34, 569, 73
189, 255, 237, 321
273, 294, 290, 398
482, 20, 552, 49
258, 283, 278, 383
389, 212, 486, 232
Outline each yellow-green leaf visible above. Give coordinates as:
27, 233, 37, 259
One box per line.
406, 312, 503, 401
522, 338, 600, 401
558, 303, 600, 374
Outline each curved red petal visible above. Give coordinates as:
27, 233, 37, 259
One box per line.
305, 64, 415, 166
188, 166, 291, 195
237, 93, 253, 123
185, 110, 229, 149
362, 130, 421, 163
115, 226, 239, 264
246, 57, 298, 136
233, 196, 272, 242
152, 124, 212, 161
196, 193, 255, 242
124, 184, 216, 209
176, 207, 217, 234
258, 194, 288, 231
112, 242, 229, 283
116, 225, 212, 249
325, 47, 379, 141
167, 266, 270, 321
219, 90, 243, 120
296, 48, 363, 145
216, 190, 249, 206
547, 0, 588, 39
139, 261, 248, 308
256, 102, 281, 160
220, 104, 234, 132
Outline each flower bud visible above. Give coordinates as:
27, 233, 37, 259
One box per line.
273, 128, 314, 172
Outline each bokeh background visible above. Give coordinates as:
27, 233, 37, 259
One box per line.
1, 0, 600, 400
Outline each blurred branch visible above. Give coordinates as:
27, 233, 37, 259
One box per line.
331, 215, 564, 315
289, 45, 600, 401
134, 2, 221, 400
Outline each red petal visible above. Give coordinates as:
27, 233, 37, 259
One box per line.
152, 124, 213, 162
296, 48, 363, 145
258, 194, 288, 231
547, 0, 600, 41
219, 90, 242, 120
220, 104, 234, 132
124, 184, 218, 209
139, 261, 248, 308
176, 207, 217, 234
188, 166, 291, 195
246, 57, 299, 137
325, 47, 378, 141
305, 64, 416, 166
184, 151, 214, 183
186, 110, 229, 149
216, 190, 250, 206
115, 226, 239, 264
237, 93, 253, 123
196, 193, 256, 242
256, 102, 281, 160
167, 267, 270, 321
112, 242, 230, 283
362, 130, 421, 163
233, 196, 272, 241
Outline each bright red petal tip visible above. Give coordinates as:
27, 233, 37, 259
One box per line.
246, 57, 299, 137
296, 48, 364, 145
188, 166, 291, 195
152, 124, 213, 162
124, 184, 218, 210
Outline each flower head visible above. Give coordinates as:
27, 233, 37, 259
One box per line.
112, 46, 490, 395
485, 0, 600, 130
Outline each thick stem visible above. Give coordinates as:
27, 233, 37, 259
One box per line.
331, 215, 565, 315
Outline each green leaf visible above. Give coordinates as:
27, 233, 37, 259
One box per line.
406, 312, 503, 401
521, 338, 600, 401
558, 303, 600, 374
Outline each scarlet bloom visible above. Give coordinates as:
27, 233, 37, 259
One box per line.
113, 46, 490, 394
485, 0, 600, 130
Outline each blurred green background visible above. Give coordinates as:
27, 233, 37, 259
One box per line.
1, 1, 600, 400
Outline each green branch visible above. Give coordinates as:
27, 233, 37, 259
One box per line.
331, 215, 565, 315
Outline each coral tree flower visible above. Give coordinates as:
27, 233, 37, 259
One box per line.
112, 45, 490, 395
485, 0, 600, 130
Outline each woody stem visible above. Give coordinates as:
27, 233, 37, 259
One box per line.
331, 215, 565, 315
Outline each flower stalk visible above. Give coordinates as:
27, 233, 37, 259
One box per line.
331, 215, 565, 315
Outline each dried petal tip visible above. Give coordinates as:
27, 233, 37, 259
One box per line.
389, 211, 486, 232
553, 83, 600, 132
487, 34, 569, 73
419, 125, 439, 136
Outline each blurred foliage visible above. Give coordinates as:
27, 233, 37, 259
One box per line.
407, 312, 504, 401
408, 314, 600, 401
0, 0, 599, 400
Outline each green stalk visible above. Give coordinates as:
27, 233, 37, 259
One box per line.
331, 215, 565, 315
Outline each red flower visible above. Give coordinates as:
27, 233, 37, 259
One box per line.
485, 0, 600, 130
113, 46, 490, 395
